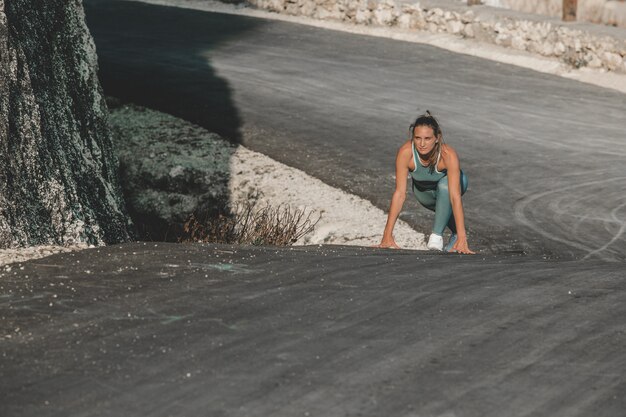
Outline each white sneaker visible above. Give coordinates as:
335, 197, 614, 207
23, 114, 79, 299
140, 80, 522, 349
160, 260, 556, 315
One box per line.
427, 233, 443, 251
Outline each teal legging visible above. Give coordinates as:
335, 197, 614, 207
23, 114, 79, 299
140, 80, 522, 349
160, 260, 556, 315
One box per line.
411, 172, 468, 235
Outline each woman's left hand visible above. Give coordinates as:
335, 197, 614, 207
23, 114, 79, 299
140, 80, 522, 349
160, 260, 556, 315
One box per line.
449, 236, 475, 254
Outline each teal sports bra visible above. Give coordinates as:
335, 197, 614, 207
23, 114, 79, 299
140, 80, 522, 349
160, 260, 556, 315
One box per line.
410, 144, 447, 191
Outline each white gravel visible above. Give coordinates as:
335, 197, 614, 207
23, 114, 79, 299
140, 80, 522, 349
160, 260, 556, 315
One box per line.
0, 244, 90, 268
229, 146, 426, 249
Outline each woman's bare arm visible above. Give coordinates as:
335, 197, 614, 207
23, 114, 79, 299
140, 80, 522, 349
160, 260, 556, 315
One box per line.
377, 144, 411, 248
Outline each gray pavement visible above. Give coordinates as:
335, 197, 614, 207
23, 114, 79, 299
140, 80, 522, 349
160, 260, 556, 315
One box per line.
84, 0, 626, 260
2, 3, 625, 416
1, 243, 625, 416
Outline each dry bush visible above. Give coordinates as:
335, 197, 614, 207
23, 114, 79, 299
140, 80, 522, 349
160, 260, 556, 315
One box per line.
181, 202, 320, 246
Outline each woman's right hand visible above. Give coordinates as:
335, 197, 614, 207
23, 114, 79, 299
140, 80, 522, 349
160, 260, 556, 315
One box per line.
375, 236, 400, 249
449, 235, 475, 254
376, 142, 411, 251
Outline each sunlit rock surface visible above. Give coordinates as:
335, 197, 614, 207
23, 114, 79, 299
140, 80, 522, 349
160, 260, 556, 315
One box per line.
0, 0, 132, 247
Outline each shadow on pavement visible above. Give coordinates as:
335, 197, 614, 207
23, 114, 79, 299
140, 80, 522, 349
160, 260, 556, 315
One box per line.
84, 0, 267, 241
84, 0, 259, 143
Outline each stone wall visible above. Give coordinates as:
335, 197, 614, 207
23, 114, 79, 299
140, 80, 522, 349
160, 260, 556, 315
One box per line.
484, 0, 626, 29
0, 0, 132, 247
245, 0, 626, 72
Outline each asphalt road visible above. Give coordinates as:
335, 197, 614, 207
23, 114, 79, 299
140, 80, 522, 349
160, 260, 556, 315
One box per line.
2, 243, 625, 417
83, 0, 626, 260
4, 3, 625, 416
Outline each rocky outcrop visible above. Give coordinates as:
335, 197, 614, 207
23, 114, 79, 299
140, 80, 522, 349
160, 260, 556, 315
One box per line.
0, 0, 132, 248
244, 0, 626, 72
108, 102, 234, 241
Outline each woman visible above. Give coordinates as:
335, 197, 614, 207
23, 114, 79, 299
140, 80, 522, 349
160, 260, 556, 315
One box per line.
378, 111, 474, 254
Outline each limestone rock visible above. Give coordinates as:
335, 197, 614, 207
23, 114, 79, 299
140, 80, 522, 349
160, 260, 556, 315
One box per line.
495, 33, 513, 47
602, 51, 623, 70
397, 13, 411, 28
462, 23, 474, 38
431, 8, 444, 18
446, 20, 464, 34
264, 0, 286, 12
397, 10, 426, 30
109, 104, 234, 241
586, 53, 604, 68
553, 41, 567, 56
344, 2, 358, 20
355, 8, 372, 24
0, 0, 132, 248
536, 41, 555, 56
511, 35, 527, 50
285, 2, 300, 15
316, 5, 342, 20
373, 7, 395, 25
461, 10, 475, 24
299, 0, 316, 16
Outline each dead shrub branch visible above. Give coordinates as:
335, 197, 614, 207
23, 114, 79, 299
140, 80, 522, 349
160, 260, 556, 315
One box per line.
181, 202, 320, 246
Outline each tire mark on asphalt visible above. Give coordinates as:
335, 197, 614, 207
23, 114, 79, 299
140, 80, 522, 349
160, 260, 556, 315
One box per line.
514, 176, 626, 261
582, 201, 626, 261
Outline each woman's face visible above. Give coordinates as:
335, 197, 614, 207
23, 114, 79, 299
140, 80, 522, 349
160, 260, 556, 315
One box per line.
412, 125, 437, 155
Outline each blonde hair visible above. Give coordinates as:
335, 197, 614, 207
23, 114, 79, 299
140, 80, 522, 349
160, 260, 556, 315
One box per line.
409, 110, 444, 173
